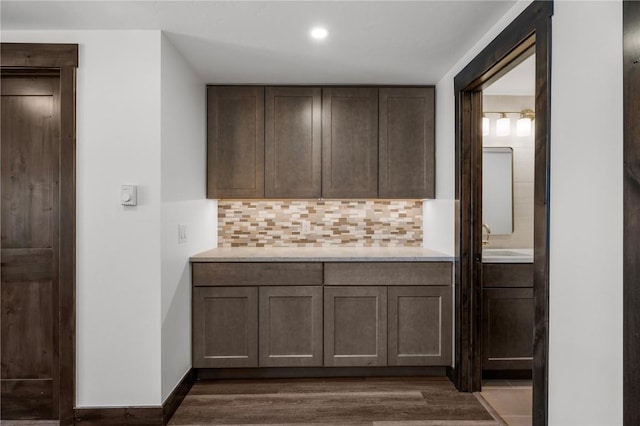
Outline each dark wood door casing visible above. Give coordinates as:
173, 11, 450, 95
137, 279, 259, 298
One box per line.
624, 1, 640, 424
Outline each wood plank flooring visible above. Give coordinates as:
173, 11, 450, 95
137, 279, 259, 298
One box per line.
169, 377, 498, 425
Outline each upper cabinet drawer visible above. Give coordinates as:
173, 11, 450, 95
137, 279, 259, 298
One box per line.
379, 88, 435, 199
324, 262, 452, 286
193, 262, 323, 286
207, 86, 265, 198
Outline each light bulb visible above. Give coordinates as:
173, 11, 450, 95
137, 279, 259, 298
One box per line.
496, 114, 511, 137
310, 27, 328, 40
516, 117, 532, 136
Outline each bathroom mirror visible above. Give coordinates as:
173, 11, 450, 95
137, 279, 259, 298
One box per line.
482, 147, 513, 234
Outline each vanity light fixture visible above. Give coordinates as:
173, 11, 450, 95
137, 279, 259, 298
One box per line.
482, 115, 490, 137
516, 108, 535, 137
483, 109, 535, 137
310, 27, 328, 40
496, 113, 511, 137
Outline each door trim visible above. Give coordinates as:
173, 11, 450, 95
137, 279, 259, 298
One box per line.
1, 43, 78, 425
451, 2, 552, 426
623, 2, 640, 423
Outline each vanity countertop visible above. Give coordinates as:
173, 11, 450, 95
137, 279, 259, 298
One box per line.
482, 248, 533, 263
190, 247, 453, 262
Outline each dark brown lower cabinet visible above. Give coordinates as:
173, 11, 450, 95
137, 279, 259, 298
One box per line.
193, 287, 258, 368
323, 286, 387, 367
482, 287, 534, 371
259, 286, 323, 367
388, 286, 452, 366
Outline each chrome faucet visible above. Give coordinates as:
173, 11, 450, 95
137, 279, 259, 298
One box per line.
482, 223, 491, 246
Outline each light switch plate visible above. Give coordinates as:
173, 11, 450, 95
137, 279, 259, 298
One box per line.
178, 224, 187, 244
121, 185, 137, 206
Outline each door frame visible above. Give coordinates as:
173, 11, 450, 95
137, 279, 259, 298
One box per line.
450, 2, 552, 426
1, 43, 78, 424
624, 1, 640, 423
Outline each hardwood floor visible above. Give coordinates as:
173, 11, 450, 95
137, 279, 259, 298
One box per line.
169, 377, 498, 425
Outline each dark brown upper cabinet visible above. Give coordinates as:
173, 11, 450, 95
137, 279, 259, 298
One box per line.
265, 87, 322, 198
207, 86, 265, 198
322, 88, 379, 198
379, 88, 435, 199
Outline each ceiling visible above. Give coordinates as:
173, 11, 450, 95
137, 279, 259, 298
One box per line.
1, 1, 517, 84
484, 54, 535, 96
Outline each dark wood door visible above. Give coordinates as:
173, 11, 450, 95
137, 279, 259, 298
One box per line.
379, 88, 435, 198
324, 286, 387, 366
482, 288, 534, 372
207, 86, 264, 198
265, 87, 321, 198
322, 88, 378, 198
1, 76, 60, 419
388, 286, 452, 366
259, 286, 323, 367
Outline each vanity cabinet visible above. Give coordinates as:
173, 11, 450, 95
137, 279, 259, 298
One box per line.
321, 88, 379, 198
324, 286, 387, 367
192, 261, 453, 370
207, 86, 264, 198
259, 286, 323, 367
265, 87, 322, 198
379, 88, 435, 199
193, 286, 258, 368
482, 263, 534, 373
206, 85, 435, 199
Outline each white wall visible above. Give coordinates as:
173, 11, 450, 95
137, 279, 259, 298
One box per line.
549, 2, 623, 424
0, 30, 164, 406
160, 34, 217, 402
433, 1, 624, 424
423, 0, 533, 255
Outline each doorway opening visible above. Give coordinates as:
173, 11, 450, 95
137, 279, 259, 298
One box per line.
451, 2, 552, 426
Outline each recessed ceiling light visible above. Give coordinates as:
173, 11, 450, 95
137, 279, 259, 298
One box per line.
310, 27, 328, 40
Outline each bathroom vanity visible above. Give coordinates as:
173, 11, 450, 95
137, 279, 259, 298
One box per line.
190, 247, 453, 377
482, 249, 534, 376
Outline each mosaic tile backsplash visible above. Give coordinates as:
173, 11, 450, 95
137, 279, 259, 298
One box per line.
218, 200, 423, 247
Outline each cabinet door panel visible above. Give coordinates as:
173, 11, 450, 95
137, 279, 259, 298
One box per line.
193, 287, 258, 368
482, 288, 533, 371
265, 87, 321, 198
259, 286, 323, 367
207, 86, 264, 198
379, 88, 435, 198
324, 286, 387, 366
322, 88, 378, 198
388, 286, 452, 366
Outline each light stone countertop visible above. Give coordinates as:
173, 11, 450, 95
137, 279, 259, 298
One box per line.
190, 246, 454, 262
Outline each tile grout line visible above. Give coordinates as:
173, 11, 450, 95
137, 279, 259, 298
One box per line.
474, 391, 509, 426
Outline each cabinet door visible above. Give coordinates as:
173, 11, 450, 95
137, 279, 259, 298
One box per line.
324, 286, 387, 366
207, 86, 264, 198
193, 287, 258, 368
388, 286, 452, 366
322, 88, 378, 198
259, 286, 323, 367
379, 88, 435, 198
265, 87, 321, 198
482, 288, 533, 371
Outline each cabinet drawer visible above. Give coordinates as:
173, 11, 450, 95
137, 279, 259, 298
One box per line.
193, 262, 323, 286
483, 263, 533, 288
324, 262, 451, 286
